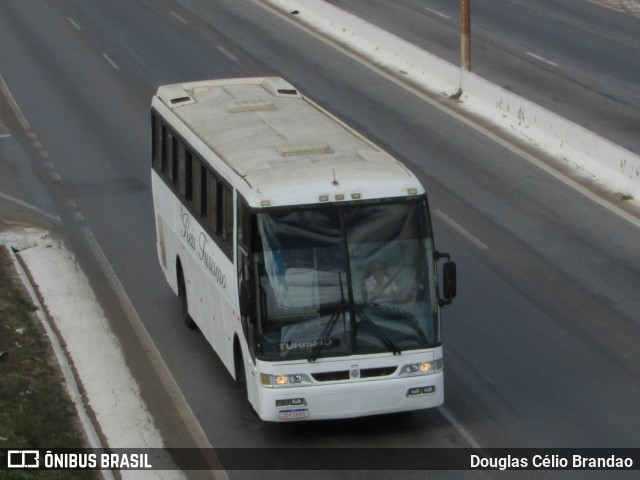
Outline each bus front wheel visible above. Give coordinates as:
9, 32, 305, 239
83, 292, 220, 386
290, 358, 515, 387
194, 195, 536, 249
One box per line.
234, 338, 258, 416
234, 341, 246, 388
177, 264, 196, 329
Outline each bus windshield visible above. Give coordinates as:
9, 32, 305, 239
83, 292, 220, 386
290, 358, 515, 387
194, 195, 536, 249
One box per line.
253, 199, 440, 361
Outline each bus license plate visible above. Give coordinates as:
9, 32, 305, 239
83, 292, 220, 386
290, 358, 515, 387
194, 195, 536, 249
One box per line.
279, 409, 309, 420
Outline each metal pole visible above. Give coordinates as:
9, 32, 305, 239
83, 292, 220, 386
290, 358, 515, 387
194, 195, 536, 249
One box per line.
461, 0, 471, 71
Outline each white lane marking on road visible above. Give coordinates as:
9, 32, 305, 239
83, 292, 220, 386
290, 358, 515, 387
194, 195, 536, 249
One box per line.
435, 210, 489, 250
102, 53, 120, 70
439, 406, 483, 449
424, 7, 450, 19
0, 74, 32, 131
526, 51, 559, 67
170, 10, 189, 24
68, 17, 82, 31
0, 192, 60, 221
217, 46, 239, 62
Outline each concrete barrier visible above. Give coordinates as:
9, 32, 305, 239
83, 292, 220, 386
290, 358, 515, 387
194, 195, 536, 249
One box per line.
267, 0, 640, 198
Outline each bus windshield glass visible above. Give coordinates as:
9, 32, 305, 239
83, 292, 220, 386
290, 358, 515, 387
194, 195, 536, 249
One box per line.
253, 199, 440, 360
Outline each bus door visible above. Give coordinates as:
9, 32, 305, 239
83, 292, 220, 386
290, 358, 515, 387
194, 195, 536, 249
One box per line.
238, 195, 257, 362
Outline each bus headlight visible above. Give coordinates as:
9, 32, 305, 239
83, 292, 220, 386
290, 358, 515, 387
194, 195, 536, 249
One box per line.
260, 373, 312, 388
399, 359, 443, 376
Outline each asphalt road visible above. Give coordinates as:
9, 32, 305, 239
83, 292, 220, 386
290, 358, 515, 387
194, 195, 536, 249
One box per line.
0, 0, 639, 479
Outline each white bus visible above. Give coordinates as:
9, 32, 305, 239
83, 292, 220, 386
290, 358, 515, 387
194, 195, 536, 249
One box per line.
151, 77, 456, 422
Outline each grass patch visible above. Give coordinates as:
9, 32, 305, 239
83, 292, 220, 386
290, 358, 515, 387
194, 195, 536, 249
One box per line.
449, 88, 463, 100
0, 247, 95, 479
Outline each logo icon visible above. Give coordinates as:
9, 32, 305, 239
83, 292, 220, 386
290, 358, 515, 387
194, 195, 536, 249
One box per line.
350, 365, 360, 379
8, 450, 40, 468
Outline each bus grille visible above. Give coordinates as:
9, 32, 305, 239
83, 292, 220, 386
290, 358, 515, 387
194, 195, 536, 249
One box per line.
311, 367, 397, 382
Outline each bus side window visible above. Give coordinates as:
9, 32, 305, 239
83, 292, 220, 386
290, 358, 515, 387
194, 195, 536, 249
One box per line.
237, 196, 250, 252
216, 181, 233, 240
176, 140, 185, 192
164, 128, 177, 184
161, 125, 169, 174
151, 115, 162, 169
185, 150, 193, 202
237, 195, 250, 290
216, 180, 224, 236
212, 180, 233, 247
177, 142, 193, 202
224, 186, 233, 243
193, 159, 207, 217
207, 172, 218, 231
171, 134, 179, 185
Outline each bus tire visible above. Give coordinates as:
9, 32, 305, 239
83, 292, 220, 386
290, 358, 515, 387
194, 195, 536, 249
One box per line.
234, 339, 246, 389
177, 263, 196, 329
233, 339, 257, 416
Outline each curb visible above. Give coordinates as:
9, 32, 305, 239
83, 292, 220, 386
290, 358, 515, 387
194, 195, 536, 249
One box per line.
5, 244, 115, 480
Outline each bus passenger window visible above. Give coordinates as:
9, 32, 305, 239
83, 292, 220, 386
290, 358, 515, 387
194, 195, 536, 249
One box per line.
177, 142, 193, 201
151, 115, 162, 169
193, 161, 206, 216
185, 150, 193, 202
161, 125, 169, 174
216, 181, 224, 237
224, 186, 233, 241
237, 196, 250, 251
176, 140, 186, 194
218, 184, 233, 241
171, 134, 179, 185
208, 173, 218, 230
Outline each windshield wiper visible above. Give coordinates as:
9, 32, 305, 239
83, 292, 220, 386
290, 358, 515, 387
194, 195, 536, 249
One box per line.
308, 299, 346, 362
356, 305, 402, 355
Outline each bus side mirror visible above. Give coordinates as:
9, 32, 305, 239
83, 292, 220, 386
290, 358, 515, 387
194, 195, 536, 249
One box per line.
436, 252, 457, 307
442, 261, 457, 305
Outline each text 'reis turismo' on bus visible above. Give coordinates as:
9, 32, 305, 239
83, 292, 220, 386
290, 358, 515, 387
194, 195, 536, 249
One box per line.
151, 77, 456, 421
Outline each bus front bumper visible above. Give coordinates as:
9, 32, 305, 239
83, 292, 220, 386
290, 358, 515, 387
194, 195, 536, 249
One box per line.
257, 372, 443, 422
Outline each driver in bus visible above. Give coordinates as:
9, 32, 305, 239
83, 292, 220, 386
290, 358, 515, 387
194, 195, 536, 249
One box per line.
364, 261, 402, 304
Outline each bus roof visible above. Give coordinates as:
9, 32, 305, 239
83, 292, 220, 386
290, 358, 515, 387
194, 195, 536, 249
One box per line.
153, 77, 424, 208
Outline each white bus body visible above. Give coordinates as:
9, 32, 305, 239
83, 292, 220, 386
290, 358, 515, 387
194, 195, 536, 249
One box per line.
151, 77, 455, 421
